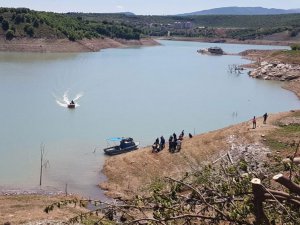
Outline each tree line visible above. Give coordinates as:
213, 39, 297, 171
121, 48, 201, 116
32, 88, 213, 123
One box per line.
0, 7, 142, 41
72, 12, 300, 40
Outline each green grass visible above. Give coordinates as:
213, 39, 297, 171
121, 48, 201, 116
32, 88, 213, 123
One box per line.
266, 123, 300, 152
265, 139, 288, 151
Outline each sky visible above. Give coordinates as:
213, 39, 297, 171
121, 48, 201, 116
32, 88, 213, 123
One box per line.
1, 0, 300, 15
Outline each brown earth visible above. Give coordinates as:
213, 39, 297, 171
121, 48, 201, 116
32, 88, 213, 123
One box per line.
100, 110, 299, 200
0, 194, 86, 224
0, 37, 159, 53
284, 81, 300, 100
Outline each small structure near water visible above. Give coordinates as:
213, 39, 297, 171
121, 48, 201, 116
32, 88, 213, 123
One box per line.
197, 46, 224, 55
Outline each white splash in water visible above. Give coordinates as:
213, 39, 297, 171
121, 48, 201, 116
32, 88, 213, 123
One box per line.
73, 92, 84, 101
54, 91, 83, 108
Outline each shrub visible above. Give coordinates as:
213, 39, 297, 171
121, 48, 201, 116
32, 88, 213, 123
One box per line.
14, 14, 24, 24
24, 14, 32, 23
5, 29, 14, 40
290, 44, 300, 51
1, 19, 9, 31
68, 32, 77, 41
33, 19, 39, 28
11, 25, 16, 32
290, 30, 298, 37
16, 8, 30, 14
24, 24, 34, 37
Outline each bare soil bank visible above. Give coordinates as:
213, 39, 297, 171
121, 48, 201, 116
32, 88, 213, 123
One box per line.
100, 110, 299, 200
0, 193, 86, 224
0, 37, 159, 53
162, 36, 298, 46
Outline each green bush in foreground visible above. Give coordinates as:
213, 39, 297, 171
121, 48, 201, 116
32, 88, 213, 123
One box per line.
45, 149, 300, 225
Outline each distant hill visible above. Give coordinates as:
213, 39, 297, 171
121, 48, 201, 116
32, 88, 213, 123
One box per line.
179, 7, 300, 16
119, 12, 135, 16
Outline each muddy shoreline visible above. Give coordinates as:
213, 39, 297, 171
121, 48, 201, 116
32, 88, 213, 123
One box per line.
0, 37, 159, 53
0, 36, 294, 53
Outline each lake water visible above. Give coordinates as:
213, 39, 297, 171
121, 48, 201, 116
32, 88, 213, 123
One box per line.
0, 40, 299, 199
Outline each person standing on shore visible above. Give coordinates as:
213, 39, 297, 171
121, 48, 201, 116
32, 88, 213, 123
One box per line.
252, 116, 256, 129
263, 113, 268, 124
168, 136, 173, 152
173, 133, 177, 141
160, 136, 165, 150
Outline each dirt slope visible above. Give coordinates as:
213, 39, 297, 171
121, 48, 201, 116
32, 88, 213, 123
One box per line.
0, 194, 86, 224
0, 37, 159, 53
100, 110, 298, 200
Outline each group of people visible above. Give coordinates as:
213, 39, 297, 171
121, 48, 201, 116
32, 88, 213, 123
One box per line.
152, 130, 193, 153
168, 131, 183, 153
252, 113, 268, 129
152, 136, 165, 153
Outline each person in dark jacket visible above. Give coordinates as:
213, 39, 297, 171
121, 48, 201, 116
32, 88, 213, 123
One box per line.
160, 136, 165, 150
173, 133, 177, 141
252, 116, 256, 129
181, 130, 184, 137
169, 136, 173, 152
155, 138, 159, 145
263, 113, 268, 124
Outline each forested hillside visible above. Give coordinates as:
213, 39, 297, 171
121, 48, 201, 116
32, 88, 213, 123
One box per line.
74, 13, 300, 28
1, 7, 300, 42
71, 12, 300, 40
0, 8, 141, 41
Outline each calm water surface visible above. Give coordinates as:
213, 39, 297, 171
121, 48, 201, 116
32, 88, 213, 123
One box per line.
0, 40, 299, 198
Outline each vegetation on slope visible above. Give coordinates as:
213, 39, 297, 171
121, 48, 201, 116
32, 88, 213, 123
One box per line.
1, 8, 300, 41
0, 8, 142, 41
70, 13, 300, 39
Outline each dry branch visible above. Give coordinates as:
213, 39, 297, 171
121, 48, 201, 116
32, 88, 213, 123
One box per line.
273, 174, 300, 195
